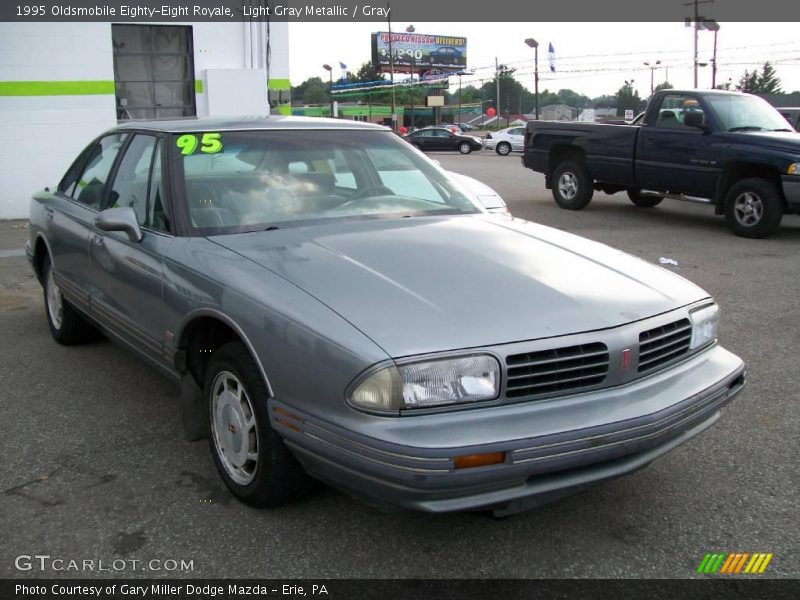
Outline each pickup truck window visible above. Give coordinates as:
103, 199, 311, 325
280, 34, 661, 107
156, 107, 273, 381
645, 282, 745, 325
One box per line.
705, 94, 791, 132
654, 94, 704, 129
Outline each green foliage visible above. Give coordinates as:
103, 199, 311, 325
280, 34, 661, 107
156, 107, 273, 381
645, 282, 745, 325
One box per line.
616, 84, 641, 117
736, 62, 782, 94
654, 81, 674, 92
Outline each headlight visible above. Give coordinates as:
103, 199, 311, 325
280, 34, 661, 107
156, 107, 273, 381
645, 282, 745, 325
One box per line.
689, 303, 720, 350
350, 354, 500, 412
787, 163, 800, 175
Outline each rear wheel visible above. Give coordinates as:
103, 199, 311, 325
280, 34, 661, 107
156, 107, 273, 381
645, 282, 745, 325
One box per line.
551, 160, 593, 210
496, 142, 512, 156
458, 142, 472, 154
205, 342, 314, 507
627, 188, 663, 208
42, 255, 95, 345
724, 178, 784, 238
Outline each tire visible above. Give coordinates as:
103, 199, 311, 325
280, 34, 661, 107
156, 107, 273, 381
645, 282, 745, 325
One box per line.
496, 142, 512, 156
458, 142, 472, 154
724, 178, 784, 239
551, 160, 594, 210
42, 255, 95, 345
205, 341, 314, 507
627, 188, 663, 208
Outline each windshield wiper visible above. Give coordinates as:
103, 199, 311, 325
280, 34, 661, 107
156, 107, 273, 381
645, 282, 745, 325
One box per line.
262, 225, 280, 231
728, 126, 769, 132
771, 128, 794, 132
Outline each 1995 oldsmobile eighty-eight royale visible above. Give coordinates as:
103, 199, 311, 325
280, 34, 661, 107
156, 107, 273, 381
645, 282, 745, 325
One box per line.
27, 116, 745, 516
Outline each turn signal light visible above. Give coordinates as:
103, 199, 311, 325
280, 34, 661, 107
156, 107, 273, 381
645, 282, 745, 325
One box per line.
453, 451, 505, 470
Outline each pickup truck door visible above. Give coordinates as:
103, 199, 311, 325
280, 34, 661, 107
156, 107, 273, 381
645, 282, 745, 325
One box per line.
635, 93, 720, 197
88, 134, 174, 367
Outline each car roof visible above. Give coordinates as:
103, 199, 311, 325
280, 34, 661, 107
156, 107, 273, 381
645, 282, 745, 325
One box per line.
115, 115, 390, 133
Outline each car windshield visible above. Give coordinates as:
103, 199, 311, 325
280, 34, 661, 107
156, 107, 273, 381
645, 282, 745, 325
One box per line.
705, 94, 792, 132
172, 129, 481, 233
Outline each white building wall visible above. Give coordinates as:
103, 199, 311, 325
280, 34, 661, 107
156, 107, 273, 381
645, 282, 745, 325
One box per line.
0, 21, 291, 220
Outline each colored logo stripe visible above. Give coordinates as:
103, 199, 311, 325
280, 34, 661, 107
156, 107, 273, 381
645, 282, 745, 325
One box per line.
698, 552, 773, 574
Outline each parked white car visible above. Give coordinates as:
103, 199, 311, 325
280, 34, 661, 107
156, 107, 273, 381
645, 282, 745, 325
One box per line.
483, 126, 525, 155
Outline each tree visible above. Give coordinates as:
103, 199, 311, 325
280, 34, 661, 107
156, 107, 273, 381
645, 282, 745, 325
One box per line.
556, 89, 590, 109
351, 61, 383, 84
736, 62, 782, 94
654, 81, 673, 92
291, 76, 329, 105
616, 84, 641, 117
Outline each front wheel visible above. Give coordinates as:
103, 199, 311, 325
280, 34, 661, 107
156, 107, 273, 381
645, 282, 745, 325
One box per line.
205, 342, 314, 507
551, 160, 593, 210
458, 142, 472, 154
496, 142, 511, 156
627, 188, 663, 208
724, 178, 784, 238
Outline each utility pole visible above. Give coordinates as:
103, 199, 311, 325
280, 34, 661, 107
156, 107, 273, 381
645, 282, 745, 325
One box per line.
495, 57, 501, 131
387, 6, 396, 131
683, 0, 714, 88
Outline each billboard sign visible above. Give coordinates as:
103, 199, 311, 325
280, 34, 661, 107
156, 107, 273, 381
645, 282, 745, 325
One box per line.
372, 32, 467, 73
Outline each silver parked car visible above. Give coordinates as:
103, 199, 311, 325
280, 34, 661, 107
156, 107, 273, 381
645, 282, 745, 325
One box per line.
483, 126, 526, 155
28, 117, 745, 515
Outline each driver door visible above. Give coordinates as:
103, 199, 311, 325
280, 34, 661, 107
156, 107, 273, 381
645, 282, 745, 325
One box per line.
89, 133, 175, 367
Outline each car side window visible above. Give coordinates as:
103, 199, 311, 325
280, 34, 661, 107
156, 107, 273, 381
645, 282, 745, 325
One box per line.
108, 134, 158, 227
71, 133, 129, 209
59, 143, 95, 197
656, 94, 704, 129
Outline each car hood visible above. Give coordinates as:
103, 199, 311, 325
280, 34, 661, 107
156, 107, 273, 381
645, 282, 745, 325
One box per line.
210, 216, 707, 358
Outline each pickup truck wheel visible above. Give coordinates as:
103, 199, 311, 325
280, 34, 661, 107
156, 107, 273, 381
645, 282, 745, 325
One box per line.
458, 142, 473, 154
496, 142, 512, 156
42, 255, 95, 345
724, 178, 784, 238
627, 188, 663, 208
552, 161, 593, 210
206, 342, 315, 507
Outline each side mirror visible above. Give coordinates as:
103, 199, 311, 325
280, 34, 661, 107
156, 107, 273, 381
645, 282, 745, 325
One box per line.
95, 207, 143, 242
684, 110, 707, 129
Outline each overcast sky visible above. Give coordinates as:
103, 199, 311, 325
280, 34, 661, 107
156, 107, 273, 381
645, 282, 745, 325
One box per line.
288, 22, 800, 99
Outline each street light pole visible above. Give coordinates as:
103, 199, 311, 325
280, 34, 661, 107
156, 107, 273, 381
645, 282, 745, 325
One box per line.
322, 64, 333, 117
524, 38, 539, 120
644, 60, 661, 95
703, 20, 720, 88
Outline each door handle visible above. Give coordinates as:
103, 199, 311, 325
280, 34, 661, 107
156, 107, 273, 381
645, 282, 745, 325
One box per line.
92, 234, 105, 248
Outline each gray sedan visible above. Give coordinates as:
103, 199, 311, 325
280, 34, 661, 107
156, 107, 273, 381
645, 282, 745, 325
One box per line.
27, 117, 745, 515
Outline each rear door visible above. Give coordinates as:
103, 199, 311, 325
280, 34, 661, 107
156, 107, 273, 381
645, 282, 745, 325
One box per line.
508, 127, 525, 151
635, 92, 721, 197
88, 133, 174, 364
48, 132, 129, 311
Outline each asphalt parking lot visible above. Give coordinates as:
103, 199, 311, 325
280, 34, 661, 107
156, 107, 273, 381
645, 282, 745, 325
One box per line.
1, 150, 798, 579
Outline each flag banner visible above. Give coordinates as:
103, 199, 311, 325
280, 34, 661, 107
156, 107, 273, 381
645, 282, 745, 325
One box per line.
548, 43, 556, 73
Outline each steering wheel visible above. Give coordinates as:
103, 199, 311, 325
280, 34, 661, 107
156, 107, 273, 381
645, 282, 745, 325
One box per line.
348, 185, 395, 201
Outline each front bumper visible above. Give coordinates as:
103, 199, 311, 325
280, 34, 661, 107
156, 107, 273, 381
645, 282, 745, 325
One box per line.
781, 175, 800, 212
270, 345, 745, 514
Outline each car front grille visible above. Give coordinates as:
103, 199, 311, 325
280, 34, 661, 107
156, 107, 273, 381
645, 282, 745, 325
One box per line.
638, 318, 692, 373
505, 342, 610, 398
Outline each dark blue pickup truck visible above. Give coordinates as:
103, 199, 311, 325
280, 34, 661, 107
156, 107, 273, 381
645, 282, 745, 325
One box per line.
522, 89, 800, 238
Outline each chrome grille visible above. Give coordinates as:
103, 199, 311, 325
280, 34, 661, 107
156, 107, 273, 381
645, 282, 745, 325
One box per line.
638, 318, 692, 373
505, 343, 610, 398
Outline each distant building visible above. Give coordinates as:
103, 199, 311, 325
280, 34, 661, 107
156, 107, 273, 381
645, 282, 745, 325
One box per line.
539, 103, 578, 121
